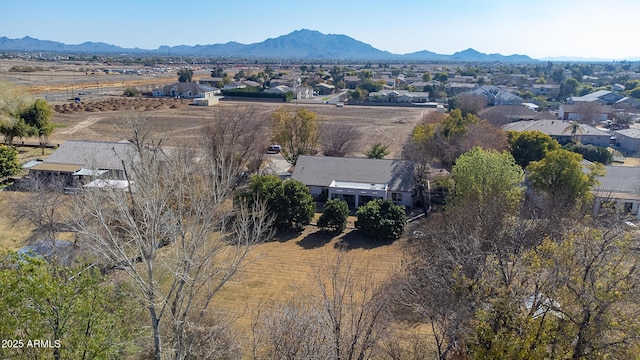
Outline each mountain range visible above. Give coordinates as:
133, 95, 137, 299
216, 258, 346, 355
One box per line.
0, 29, 536, 62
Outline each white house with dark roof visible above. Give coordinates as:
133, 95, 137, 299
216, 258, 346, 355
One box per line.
291, 155, 415, 208
593, 166, 640, 219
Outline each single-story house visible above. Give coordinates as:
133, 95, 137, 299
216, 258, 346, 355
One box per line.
592, 165, 640, 220
265, 85, 312, 99
612, 128, 640, 154
567, 90, 624, 105
532, 84, 560, 98
367, 90, 430, 103
152, 82, 216, 99
503, 120, 612, 147
466, 85, 524, 105
314, 83, 335, 95
291, 155, 415, 208
28, 140, 137, 188
222, 81, 247, 91
558, 104, 614, 122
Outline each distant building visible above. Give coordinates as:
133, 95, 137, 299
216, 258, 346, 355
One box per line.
153, 82, 217, 99
466, 85, 523, 105
367, 90, 430, 103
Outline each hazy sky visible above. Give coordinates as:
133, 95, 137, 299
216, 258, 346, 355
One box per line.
2, 0, 639, 60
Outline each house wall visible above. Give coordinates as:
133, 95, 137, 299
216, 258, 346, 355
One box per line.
580, 135, 612, 148
594, 197, 640, 220
614, 134, 640, 154
387, 190, 412, 207
308, 186, 323, 196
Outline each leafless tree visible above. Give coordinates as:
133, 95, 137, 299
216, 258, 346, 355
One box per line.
203, 104, 269, 174
10, 176, 69, 243
69, 126, 274, 360
452, 94, 487, 116
574, 101, 606, 125
251, 253, 393, 359
320, 123, 362, 157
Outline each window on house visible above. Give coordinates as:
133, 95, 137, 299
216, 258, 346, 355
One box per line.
391, 192, 402, 202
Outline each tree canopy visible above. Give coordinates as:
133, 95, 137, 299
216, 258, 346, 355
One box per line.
0, 254, 134, 359
177, 68, 193, 83
318, 199, 349, 233
271, 106, 320, 166
240, 174, 315, 232
527, 149, 604, 211
508, 130, 561, 168
451, 147, 524, 211
355, 199, 406, 241
0, 145, 20, 178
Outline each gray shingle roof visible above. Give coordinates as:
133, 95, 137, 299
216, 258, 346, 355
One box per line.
594, 166, 640, 194
44, 140, 136, 170
503, 120, 610, 137
291, 156, 414, 192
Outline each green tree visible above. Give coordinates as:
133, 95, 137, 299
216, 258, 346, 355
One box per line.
271, 106, 320, 166
20, 98, 53, 154
451, 147, 524, 211
177, 68, 193, 82
211, 67, 224, 78
0, 117, 31, 145
355, 199, 406, 241
124, 87, 137, 97
241, 175, 315, 232
0, 254, 134, 359
434, 72, 448, 84
365, 143, 389, 159
318, 199, 349, 233
508, 130, 561, 168
527, 149, 604, 211
0, 145, 20, 178
422, 72, 432, 82
564, 142, 613, 165
630, 87, 640, 99
561, 77, 580, 97
523, 229, 640, 359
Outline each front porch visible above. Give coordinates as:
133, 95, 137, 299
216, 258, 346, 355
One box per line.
328, 180, 388, 209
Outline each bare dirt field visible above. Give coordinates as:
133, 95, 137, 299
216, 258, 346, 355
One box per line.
46, 98, 427, 158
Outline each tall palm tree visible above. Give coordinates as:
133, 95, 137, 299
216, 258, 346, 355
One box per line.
563, 121, 584, 143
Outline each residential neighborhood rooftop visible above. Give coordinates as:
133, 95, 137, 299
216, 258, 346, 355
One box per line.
291, 155, 414, 192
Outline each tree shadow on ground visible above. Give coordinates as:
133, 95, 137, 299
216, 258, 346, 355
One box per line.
333, 230, 396, 251
272, 230, 305, 243
296, 229, 334, 250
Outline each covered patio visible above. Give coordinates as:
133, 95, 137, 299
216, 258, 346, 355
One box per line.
328, 180, 388, 208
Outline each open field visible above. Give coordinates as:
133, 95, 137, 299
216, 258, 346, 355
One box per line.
45, 98, 427, 158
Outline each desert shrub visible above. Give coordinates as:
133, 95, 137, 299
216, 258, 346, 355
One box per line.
318, 199, 349, 233
124, 87, 137, 97
355, 199, 406, 241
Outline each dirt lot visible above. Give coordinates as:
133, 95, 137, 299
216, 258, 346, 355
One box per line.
45, 97, 427, 158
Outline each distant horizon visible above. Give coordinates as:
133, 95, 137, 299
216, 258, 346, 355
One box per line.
2, 0, 640, 61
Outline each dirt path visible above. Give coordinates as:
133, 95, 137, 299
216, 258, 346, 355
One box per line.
58, 115, 103, 135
